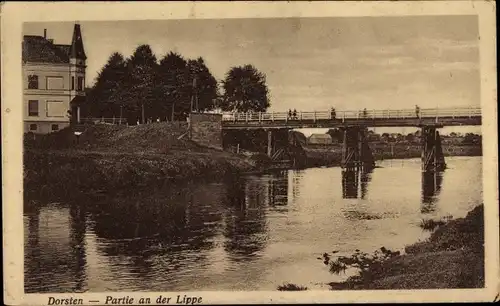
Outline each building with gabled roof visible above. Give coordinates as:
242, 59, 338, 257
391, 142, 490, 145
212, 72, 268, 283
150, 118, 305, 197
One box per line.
23, 24, 87, 134
307, 133, 333, 145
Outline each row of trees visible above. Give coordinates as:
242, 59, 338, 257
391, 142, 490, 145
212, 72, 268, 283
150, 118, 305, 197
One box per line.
326, 129, 482, 145
83, 44, 270, 124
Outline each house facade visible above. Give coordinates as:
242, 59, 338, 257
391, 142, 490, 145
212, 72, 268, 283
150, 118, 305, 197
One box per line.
22, 24, 87, 134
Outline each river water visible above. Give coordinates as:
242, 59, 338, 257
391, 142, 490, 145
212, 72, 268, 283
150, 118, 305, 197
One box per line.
24, 156, 483, 293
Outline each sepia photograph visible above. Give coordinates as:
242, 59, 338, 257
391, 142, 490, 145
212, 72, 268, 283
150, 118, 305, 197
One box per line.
2, 1, 498, 304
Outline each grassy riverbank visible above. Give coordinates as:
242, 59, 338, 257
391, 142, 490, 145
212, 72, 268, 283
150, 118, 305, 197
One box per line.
24, 123, 261, 196
327, 204, 484, 290
303, 143, 481, 167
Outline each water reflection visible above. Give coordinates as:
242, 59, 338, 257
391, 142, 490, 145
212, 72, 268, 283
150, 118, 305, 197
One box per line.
291, 170, 303, 201
24, 203, 88, 293
87, 184, 229, 278
268, 171, 289, 206
223, 177, 269, 261
24, 157, 482, 292
341, 168, 373, 199
421, 170, 444, 214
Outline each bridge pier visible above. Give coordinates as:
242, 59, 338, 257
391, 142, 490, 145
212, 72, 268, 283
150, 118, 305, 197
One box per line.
267, 130, 273, 157
421, 126, 446, 172
341, 126, 375, 170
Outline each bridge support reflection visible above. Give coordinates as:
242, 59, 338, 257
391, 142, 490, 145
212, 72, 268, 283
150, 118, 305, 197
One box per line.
421, 170, 444, 213
341, 126, 375, 170
342, 167, 373, 199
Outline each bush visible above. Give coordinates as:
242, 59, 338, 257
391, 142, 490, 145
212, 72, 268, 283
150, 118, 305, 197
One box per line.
406, 205, 483, 254
277, 283, 308, 291
419, 218, 447, 231
322, 248, 400, 285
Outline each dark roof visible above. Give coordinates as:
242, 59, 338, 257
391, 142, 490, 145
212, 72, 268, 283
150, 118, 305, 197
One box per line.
22, 24, 86, 64
22, 35, 71, 64
69, 24, 87, 60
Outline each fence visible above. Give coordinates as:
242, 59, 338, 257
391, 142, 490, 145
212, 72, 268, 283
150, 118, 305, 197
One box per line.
80, 117, 128, 125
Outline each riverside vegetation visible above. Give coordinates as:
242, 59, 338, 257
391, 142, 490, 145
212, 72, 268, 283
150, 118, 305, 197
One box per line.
279, 204, 484, 290
24, 123, 270, 198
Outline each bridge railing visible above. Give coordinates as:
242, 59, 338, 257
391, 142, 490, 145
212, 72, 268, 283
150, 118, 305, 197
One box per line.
221, 107, 481, 122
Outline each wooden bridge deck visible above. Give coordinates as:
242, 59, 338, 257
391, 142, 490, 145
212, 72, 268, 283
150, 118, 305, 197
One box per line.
221, 107, 481, 129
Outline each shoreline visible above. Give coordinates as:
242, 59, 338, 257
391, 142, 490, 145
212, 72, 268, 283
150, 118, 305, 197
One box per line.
325, 204, 484, 290
24, 147, 482, 196
23, 124, 482, 196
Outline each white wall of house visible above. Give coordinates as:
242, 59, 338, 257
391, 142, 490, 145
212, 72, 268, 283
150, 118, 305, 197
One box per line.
23, 61, 85, 134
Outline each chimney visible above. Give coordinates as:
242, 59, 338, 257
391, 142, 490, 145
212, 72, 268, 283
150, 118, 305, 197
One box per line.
44, 29, 47, 39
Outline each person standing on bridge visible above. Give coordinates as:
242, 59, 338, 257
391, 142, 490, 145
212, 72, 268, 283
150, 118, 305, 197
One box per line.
363, 108, 368, 118
331, 107, 336, 119
292, 109, 298, 120
415, 105, 420, 118
288, 109, 293, 120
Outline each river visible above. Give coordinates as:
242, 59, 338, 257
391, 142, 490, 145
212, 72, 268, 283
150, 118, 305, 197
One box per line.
24, 156, 483, 293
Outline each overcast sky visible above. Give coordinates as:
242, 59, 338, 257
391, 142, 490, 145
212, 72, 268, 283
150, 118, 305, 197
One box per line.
24, 16, 481, 134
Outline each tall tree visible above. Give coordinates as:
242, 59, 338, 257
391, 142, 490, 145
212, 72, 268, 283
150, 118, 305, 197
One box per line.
186, 57, 218, 112
156, 52, 189, 121
221, 64, 270, 112
120, 44, 158, 123
88, 52, 127, 117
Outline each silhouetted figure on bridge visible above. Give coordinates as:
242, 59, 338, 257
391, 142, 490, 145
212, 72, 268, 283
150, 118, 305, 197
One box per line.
292, 109, 297, 120
363, 108, 368, 119
288, 109, 292, 120
331, 107, 336, 119
415, 105, 420, 118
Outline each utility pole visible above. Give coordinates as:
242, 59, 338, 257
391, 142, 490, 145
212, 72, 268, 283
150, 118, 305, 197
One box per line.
190, 77, 198, 112
119, 105, 123, 125
141, 103, 145, 124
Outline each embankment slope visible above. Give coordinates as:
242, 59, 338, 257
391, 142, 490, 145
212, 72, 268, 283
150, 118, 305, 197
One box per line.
24, 123, 259, 195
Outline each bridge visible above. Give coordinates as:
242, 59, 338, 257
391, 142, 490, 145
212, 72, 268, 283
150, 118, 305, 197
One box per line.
221, 107, 481, 129
220, 106, 481, 172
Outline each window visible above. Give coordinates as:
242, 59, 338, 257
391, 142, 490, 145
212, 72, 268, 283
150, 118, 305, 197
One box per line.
77, 77, 84, 91
46, 101, 65, 117
29, 124, 37, 131
51, 124, 59, 131
71, 76, 75, 90
28, 100, 39, 116
28, 75, 38, 89
46, 76, 64, 90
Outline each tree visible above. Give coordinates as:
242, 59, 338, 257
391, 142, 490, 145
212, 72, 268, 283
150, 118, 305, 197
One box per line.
157, 52, 190, 121
221, 64, 270, 112
405, 133, 415, 143
187, 57, 218, 112
156, 54, 219, 121
462, 133, 481, 145
327, 128, 344, 143
118, 44, 158, 123
87, 52, 127, 117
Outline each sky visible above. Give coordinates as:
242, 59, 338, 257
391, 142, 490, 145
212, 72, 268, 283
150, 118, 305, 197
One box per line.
24, 16, 481, 135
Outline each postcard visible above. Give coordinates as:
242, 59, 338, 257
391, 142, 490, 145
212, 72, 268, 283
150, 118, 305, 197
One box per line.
2, 1, 498, 304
